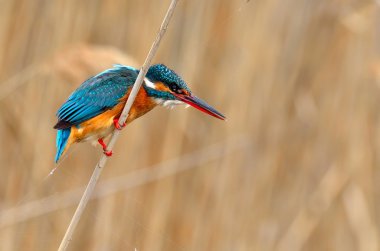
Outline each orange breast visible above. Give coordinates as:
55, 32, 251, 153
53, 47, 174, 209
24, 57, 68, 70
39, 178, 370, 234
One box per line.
70, 87, 157, 143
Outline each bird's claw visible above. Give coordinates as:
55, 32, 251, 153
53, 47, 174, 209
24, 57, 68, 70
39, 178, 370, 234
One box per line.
98, 138, 112, 157
103, 150, 113, 157
113, 118, 126, 130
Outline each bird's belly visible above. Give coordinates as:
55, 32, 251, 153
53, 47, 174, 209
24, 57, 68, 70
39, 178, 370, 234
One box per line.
71, 110, 117, 143
81, 125, 114, 142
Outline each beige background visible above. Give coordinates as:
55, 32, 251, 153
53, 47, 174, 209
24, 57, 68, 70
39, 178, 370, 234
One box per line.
0, 0, 379, 250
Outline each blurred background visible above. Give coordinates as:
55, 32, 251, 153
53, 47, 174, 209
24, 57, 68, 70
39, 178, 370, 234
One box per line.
0, 0, 379, 250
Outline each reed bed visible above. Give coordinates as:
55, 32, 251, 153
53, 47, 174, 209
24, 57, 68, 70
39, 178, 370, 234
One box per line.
0, 0, 379, 250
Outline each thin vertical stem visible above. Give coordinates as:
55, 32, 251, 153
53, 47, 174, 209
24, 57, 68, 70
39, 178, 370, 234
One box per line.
58, 1, 179, 250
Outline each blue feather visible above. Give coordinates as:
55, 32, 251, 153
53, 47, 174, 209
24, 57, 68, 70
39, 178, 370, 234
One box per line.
56, 65, 138, 127
55, 128, 71, 163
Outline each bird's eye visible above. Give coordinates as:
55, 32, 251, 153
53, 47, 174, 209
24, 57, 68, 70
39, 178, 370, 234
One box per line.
169, 82, 180, 93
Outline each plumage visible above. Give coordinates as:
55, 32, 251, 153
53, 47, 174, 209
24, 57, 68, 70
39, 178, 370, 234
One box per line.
54, 65, 138, 129
54, 64, 225, 163
55, 128, 71, 162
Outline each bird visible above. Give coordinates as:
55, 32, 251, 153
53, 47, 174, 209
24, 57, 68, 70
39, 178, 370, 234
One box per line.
53, 64, 225, 163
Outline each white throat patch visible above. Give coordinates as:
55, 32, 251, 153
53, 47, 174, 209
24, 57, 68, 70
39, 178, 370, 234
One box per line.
154, 98, 187, 109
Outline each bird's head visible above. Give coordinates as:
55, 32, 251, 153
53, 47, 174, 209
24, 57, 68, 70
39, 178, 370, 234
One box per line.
144, 64, 225, 120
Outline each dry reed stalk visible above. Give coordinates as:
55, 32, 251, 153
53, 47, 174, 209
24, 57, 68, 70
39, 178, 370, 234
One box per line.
275, 165, 350, 251
0, 65, 44, 101
58, 0, 179, 250
1, 0, 377, 249
0, 136, 248, 228
342, 184, 379, 251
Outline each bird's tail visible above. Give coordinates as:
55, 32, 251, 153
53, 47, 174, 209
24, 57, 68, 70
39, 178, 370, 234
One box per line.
55, 128, 71, 163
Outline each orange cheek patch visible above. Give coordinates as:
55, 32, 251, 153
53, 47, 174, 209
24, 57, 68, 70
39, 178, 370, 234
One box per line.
155, 82, 171, 92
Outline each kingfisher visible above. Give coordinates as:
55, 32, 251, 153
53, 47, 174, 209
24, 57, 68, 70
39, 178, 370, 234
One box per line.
54, 64, 225, 162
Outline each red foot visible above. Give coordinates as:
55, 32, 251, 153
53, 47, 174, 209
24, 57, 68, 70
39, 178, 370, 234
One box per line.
98, 138, 107, 151
104, 150, 113, 157
98, 138, 113, 157
113, 118, 126, 130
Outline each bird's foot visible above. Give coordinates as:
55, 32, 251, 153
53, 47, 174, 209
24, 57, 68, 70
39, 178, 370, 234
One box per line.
98, 138, 113, 157
113, 118, 126, 130
103, 150, 113, 157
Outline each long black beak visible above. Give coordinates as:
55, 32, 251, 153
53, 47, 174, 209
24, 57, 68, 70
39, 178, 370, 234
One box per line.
175, 94, 226, 120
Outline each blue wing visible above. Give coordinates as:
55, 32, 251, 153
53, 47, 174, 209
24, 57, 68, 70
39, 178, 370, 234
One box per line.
54, 65, 138, 129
